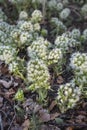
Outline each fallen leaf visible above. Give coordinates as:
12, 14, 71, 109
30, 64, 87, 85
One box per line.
50, 112, 60, 120
76, 115, 86, 123
0, 77, 13, 88
55, 118, 64, 124
22, 119, 30, 130
57, 76, 64, 84
77, 111, 87, 115
33, 104, 42, 113
49, 100, 57, 111
39, 109, 50, 122
66, 127, 73, 130
0, 63, 8, 74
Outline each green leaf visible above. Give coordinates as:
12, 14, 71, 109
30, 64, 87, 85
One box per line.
55, 118, 64, 124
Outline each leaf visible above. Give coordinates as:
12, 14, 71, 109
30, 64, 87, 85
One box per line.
50, 113, 60, 120
22, 119, 30, 130
0, 77, 13, 88
49, 100, 57, 111
33, 104, 42, 113
55, 118, 64, 124
66, 127, 73, 130
39, 109, 50, 122
57, 76, 64, 84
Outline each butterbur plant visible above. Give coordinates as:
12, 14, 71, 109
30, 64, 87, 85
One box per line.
81, 4, 87, 17
15, 89, 24, 102
27, 58, 50, 85
27, 40, 47, 61
31, 10, 43, 23
70, 52, 87, 72
47, 48, 63, 66
71, 28, 81, 40
59, 8, 71, 20
55, 33, 80, 53
19, 10, 28, 20
27, 58, 50, 103
56, 82, 81, 113
70, 52, 87, 96
50, 17, 67, 35
1, 0, 87, 117
9, 58, 26, 81
11, 10, 43, 48
0, 45, 16, 64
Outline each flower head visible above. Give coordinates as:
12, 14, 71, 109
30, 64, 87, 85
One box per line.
31, 10, 43, 23
59, 8, 70, 20
57, 82, 81, 113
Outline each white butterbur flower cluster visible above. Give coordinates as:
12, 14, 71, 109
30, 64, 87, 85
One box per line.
59, 8, 71, 20
31, 10, 43, 23
70, 52, 87, 86
33, 23, 41, 31
18, 21, 33, 32
55, 34, 79, 52
27, 40, 47, 61
11, 10, 43, 47
35, 37, 52, 49
27, 59, 50, 90
70, 52, 87, 71
0, 22, 14, 45
8, 61, 18, 73
71, 29, 81, 39
62, 0, 69, 5
48, 0, 65, 12
81, 4, 87, 17
20, 32, 32, 44
0, 45, 16, 64
48, 48, 63, 65
19, 11, 28, 20
11, 24, 33, 46
57, 2, 63, 11
51, 17, 67, 33
48, 0, 57, 9
57, 82, 81, 113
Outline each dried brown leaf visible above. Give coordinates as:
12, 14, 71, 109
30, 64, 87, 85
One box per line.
50, 112, 60, 120
66, 127, 73, 130
57, 76, 64, 84
39, 109, 50, 122
22, 119, 30, 130
49, 100, 57, 111
33, 104, 42, 113
0, 77, 13, 88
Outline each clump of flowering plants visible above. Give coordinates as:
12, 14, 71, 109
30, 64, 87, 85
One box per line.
0, 1, 87, 115
70, 52, 87, 97
56, 81, 81, 113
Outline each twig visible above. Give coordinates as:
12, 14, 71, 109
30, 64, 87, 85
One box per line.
0, 114, 3, 130
7, 114, 16, 130
47, 122, 87, 127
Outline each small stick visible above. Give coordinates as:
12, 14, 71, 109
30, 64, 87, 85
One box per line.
7, 114, 16, 130
0, 114, 3, 130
